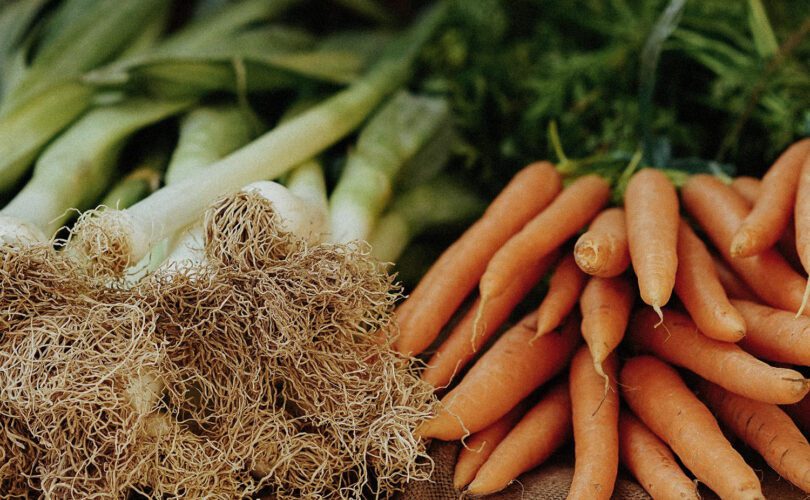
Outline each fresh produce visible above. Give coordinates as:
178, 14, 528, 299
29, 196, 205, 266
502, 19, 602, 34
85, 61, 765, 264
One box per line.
0, 1, 490, 498
629, 307, 808, 405
568, 348, 619, 500
699, 380, 810, 493
674, 219, 746, 342
625, 168, 679, 318
731, 139, 810, 258
475, 175, 610, 331
681, 174, 808, 312
573, 207, 630, 279
402, 136, 810, 498
466, 381, 572, 496
621, 356, 764, 500
395, 161, 561, 356
0, 0, 808, 498
420, 249, 558, 389
417, 311, 579, 440
533, 253, 586, 340
579, 276, 632, 384
618, 411, 699, 500
452, 403, 525, 490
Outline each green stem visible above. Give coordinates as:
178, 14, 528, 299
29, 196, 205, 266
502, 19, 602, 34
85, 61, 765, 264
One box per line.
2, 97, 192, 237
328, 91, 450, 243
81, 2, 447, 267
0, 81, 95, 194
369, 177, 484, 263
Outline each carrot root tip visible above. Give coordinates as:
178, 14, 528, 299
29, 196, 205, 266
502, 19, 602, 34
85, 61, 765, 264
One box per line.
470, 297, 487, 353
652, 304, 664, 327
796, 279, 810, 318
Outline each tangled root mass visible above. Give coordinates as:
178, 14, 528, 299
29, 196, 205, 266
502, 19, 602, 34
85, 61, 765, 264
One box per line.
0, 191, 435, 499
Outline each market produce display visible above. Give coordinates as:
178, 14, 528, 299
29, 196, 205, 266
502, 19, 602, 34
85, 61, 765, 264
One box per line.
0, 0, 808, 499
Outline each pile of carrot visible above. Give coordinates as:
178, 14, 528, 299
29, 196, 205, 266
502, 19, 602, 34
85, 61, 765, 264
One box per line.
395, 138, 810, 499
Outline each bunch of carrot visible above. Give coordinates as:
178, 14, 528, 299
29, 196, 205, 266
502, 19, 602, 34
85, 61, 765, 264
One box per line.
395, 138, 810, 499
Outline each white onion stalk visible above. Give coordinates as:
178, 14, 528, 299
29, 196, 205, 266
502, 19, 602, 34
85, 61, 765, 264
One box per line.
0, 97, 192, 244
327, 91, 450, 243
68, 3, 446, 273
164, 180, 327, 266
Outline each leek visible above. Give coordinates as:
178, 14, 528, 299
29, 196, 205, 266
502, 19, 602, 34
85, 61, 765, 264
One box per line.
0, 97, 192, 241
369, 177, 484, 263
1, 0, 167, 115
0, 81, 94, 194
70, 2, 447, 272
328, 91, 451, 243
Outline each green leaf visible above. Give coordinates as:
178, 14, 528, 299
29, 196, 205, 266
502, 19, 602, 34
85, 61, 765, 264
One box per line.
639, 0, 687, 165
747, 0, 778, 59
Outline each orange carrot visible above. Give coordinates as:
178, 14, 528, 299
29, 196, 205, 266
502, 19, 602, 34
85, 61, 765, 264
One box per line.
731, 139, 810, 258
700, 380, 810, 493
681, 174, 808, 313
568, 348, 619, 500
579, 275, 632, 385
784, 394, 810, 436
417, 311, 580, 440
712, 255, 759, 301
732, 299, 810, 365
619, 411, 699, 500
795, 153, 810, 315
628, 308, 809, 404
476, 174, 610, 328
395, 162, 562, 355
731, 175, 803, 273
675, 220, 746, 342
534, 253, 587, 340
466, 382, 572, 495
453, 404, 526, 490
625, 168, 679, 317
621, 356, 764, 500
574, 207, 630, 278
422, 250, 560, 389
730, 176, 761, 204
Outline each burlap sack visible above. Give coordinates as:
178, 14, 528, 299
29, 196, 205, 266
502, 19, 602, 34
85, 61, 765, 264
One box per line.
397, 441, 806, 499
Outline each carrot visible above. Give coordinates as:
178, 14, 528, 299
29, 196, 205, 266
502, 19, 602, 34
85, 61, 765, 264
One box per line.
422, 250, 560, 389
534, 253, 586, 340
476, 174, 610, 330
732, 299, 810, 365
731, 139, 810, 258
628, 308, 809, 404
699, 380, 810, 493
574, 207, 630, 278
730, 176, 761, 204
681, 174, 808, 313
795, 153, 810, 315
417, 311, 580, 440
621, 356, 764, 500
579, 275, 632, 387
394, 161, 562, 355
619, 411, 699, 500
453, 404, 526, 490
731, 175, 803, 273
466, 382, 572, 495
712, 255, 759, 301
625, 168, 679, 318
568, 347, 619, 500
784, 394, 810, 436
675, 220, 746, 342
